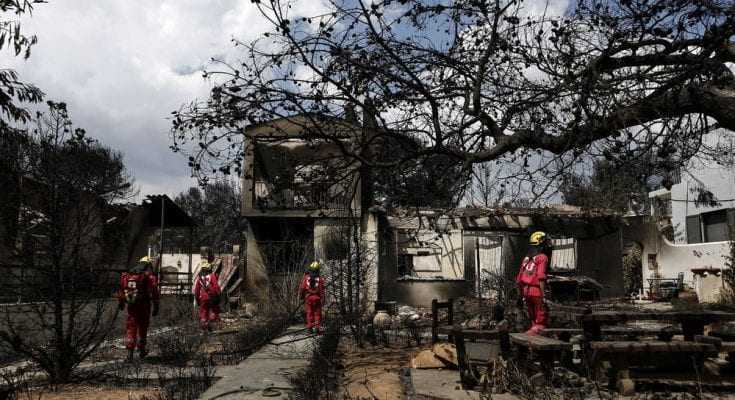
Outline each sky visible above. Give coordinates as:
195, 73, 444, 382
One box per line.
3, 0, 569, 203
2, 0, 291, 201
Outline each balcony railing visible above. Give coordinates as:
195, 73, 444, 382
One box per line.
253, 181, 353, 210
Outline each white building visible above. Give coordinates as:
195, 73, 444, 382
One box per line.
642, 129, 735, 300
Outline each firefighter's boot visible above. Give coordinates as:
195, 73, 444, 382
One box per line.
127, 349, 135, 363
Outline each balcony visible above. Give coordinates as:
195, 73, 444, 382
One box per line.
253, 181, 354, 211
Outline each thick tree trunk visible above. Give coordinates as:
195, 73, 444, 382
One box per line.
695, 81, 735, 131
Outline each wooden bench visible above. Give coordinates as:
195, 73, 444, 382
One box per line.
539, 326, 681, 342
705, 331, 735, 360
510, 333, 571, 383
511, 333, 571, 351
694, 335, 735, 364
589, 341, 717, 395
437, 326, 500, 340
579, 310, 735, 341
601, 326, 681, 341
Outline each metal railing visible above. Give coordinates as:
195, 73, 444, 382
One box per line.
253, 180, 353, 210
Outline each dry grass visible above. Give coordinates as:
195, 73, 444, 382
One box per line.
337, 342, 421, 400
26, 385, 159, 400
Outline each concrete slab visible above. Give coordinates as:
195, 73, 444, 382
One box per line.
198, 326, 316, 400
410, 369, 519, 400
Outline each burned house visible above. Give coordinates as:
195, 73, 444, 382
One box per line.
238, 115, 625, 309
240, 115, 365, 302
374, 207, 624, 307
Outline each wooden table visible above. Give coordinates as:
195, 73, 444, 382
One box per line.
588, 340, 717, 395
578, 310, 735, 341
510, 333, 572, 383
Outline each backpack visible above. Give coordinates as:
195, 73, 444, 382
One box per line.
200, 274, 221, 305
124, 274, 148, 305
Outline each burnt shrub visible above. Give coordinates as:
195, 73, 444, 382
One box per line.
152, 325, 203, 366
291, 320, 340, 400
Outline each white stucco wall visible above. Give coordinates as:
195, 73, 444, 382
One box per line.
693, 273, 725, 303
666, 130, 735, 243
671, 167, 735, 243
641, 227, 730, 293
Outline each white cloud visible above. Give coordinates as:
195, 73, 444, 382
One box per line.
1, 0, 286, 201
519, 0, 571, 17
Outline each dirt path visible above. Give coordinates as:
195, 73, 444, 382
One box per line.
338, 342, 425, 400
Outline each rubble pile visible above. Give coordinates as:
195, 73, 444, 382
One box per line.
409, 343, 459, 369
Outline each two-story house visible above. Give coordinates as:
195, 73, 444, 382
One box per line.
239, 114, 367, 304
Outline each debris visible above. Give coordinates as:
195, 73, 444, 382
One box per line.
241, 303, 257, 319
431, 343, 458, 368
547, 274, 603, 302
461, 316, 482, 329
398, 305, 420, 321
410, 350, 446, 369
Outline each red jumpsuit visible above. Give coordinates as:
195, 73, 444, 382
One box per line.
119, 271, 159, 351
194, 272, 221, 330
299, 273, 325, 332
516, 253, 549, 335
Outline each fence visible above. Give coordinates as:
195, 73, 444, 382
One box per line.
253, 180, 352, 210
0, 265, 193, 304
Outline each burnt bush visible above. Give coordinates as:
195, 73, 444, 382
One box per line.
152, 325, 203, 366
291, 320, 340, 400
0, 367, 44, 400
152, 356, 216, 400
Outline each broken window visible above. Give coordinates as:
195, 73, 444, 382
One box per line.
395, 228, 463, 280
687, 209, 735, 243
397, 254, 414, 277
475, 235, 504, 300
703, 209, 729, 242
686, 215, 703, 244
550, 237, 576, 272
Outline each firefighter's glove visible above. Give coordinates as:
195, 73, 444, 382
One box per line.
152, 303, 160, 317
118, 302, 125, 311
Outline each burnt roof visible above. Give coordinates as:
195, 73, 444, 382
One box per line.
143, 195, 196, 228
384, 206, 621, 239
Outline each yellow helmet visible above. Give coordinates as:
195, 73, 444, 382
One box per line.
529, 231, 548, 246
139, 256, 152, 265
200, 261, 212, 271
307, 261, 321, 271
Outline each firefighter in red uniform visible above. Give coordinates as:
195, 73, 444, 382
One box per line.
299, 261, 325, 334
516, 231, 552, 335
194, 261, 221, 331
119, 256, 160, 361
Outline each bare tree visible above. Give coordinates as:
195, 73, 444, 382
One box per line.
560, 159, 649, 212
259, 236, 313, 320
171, 0, 735, 196
174, 179, 242, 250
0, 0, 44, 127
0, 102, 135, 383
319, 216, 378, 344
